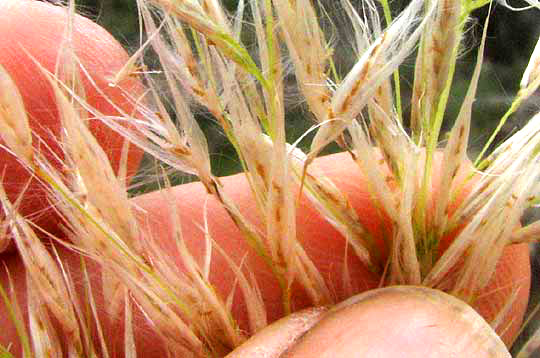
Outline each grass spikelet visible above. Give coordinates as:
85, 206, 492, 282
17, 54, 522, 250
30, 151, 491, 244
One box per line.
49, 149, 246, 355
49, 73, 140, 320
26, 273, 63, 358
55, 0, 86, 116
0, 64, 33, 166
348, 121, 400, 228
67, 204, 207, 354
141, 0, 327, 314
255, 0, 300, 307
149, 0, 268, 88
56, 188, 207, 354
409, 0, 461, 143
51, 78, 139, 250
347, 119, 422, 284
142, 6, 235, 130
53, 247, 102, 357
390, 150, 421, 284
290, 243, 333, 306
366, 100, 410, 185
425, 111, 540, 294
0, 185, 83, 357
455, 112, 540, 232
410, 0, 466, 252
122, 274, 204, 355
156, 186, 245, 350
431, 6, 487, 254
309, 0, 433, 159
342, 0, 409, 186
273, 0, 332, 123
15, 102, 209, 354
289, 147, 379, 271
212, 243, 268, 334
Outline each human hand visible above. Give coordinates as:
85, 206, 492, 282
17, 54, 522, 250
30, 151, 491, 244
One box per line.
0, 1, 532, 357
0, 152, 529, 356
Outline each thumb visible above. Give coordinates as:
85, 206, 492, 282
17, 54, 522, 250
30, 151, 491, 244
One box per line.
227, 286, 511, 358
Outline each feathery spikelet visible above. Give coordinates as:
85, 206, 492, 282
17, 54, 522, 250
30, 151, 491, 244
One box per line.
0, 184, 84, 356
308, 0, 433, 159
273, 0, 332, 124
0, 64, 33, 166
26, 274, 63, 358
410, 0, 462, 143
425, 9, 488, 279
290, 147, 379, 271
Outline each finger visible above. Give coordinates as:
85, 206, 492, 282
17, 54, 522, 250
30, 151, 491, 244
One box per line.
0, 0, 143, 240
0, 244, 170, 357
131, 152, 384, 326
0, 152, 531, 356
131, 152, 530, 344
227, 287, 511, 358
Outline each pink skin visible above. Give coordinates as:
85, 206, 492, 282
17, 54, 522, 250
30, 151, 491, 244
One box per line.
230, 287, 511, 357
0, 0, 143, 238
131, 152, 530, 346
0, 153, 529, 356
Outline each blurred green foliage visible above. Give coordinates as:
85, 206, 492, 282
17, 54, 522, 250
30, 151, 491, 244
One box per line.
76, 0, 140, 47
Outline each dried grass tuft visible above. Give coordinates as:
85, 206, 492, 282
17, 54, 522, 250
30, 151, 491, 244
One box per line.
1, 0, 540, 356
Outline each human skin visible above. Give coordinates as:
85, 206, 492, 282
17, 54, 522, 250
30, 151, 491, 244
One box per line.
227, 287, 512, 358
0, 0, 143, 239
130, 152, 530, 348
0, 153, 531, 356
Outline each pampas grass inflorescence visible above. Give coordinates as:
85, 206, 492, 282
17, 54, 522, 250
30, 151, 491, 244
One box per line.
1, 0, 540, 356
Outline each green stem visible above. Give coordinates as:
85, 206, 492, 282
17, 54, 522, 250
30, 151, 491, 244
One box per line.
419, 16, 468, 264
474, 94, 523, 167
379, 0, 403, 122
264, 0, 279, 140
0, 283, 31, 358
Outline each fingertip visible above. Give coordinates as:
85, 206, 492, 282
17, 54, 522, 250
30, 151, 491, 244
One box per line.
280, 287, 511, 358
